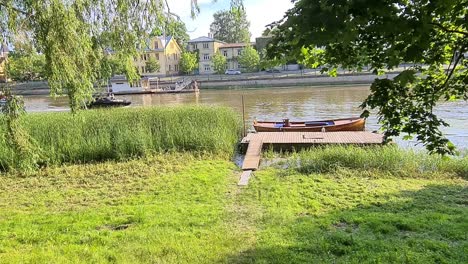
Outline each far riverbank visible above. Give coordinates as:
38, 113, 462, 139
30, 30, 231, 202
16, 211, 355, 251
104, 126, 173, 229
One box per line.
198, 72, 399, 89
9, 72, 399, 96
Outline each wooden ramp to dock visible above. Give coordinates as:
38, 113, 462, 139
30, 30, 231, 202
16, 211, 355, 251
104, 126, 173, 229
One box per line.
238, 132, 384, 186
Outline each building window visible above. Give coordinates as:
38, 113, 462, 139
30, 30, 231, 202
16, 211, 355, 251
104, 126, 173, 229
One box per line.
238, 49, 242, 55
223, 50, 227, 57
173, 54, 177, 60
204, 64, 211, 71
154, 41, 159, 49
169, 65, 172, 71
175, 65, 179, 71
203, 54, 210, 60
193, 44, 198, 49
203, 43, 209, 49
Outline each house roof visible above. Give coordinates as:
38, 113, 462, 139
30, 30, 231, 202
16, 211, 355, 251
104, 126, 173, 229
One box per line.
157, 36, 173, 49
142, 36, 179, 52
219, 43, 254, 49
104, 36, 178, 54
188, 36, 224, 43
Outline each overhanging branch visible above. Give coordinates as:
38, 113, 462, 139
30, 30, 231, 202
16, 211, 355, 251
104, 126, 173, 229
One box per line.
430, 22, 468, 36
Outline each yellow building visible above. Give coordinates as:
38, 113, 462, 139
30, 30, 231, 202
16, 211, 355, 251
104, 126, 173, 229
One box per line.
134, 36, 182, 76
218, 43, 250, 70
0, 44, 8, 82
187, 36, 225, 74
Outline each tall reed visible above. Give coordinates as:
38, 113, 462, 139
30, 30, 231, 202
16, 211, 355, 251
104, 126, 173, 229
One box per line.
0, 105, 241, 171
288, 145, 467, 179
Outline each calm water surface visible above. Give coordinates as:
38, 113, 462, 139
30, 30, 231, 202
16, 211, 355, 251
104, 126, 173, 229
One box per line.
23, 85, 468, 150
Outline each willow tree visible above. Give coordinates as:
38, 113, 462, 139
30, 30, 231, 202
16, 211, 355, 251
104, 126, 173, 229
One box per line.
0, 0, 203, 112
268, 0, 468, 155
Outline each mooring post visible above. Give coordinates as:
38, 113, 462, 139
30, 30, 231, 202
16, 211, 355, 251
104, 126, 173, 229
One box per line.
242, 95, 246, 137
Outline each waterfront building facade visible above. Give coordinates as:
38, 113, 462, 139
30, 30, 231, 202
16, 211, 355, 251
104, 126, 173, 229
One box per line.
218, 43, 254, 70
187, 36, 225, 74
134, 36, 182, 76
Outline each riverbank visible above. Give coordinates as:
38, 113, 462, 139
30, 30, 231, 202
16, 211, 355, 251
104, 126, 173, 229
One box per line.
9, 72, 400, 95
198, 72, 399, 89
0, 147, 466, 263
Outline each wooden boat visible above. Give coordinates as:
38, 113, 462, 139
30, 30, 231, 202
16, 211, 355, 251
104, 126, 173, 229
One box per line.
88, 97, 131, 108
253, 117, 365, 132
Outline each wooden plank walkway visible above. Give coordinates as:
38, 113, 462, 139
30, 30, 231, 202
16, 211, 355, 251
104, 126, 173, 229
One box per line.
240, 132, 383, 171
238, 170, 253, 186
242, 139, 263, 170
242, 132, 384, 146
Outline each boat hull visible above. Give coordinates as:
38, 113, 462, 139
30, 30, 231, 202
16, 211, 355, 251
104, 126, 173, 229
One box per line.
88, 99, 131, 108
253, 118, 365, 132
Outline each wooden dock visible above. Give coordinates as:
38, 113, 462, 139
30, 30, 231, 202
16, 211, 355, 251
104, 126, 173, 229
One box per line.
238, 132, 384, 185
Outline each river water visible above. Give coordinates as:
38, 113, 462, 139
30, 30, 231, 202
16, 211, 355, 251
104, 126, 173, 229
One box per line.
23, 85, 468, 150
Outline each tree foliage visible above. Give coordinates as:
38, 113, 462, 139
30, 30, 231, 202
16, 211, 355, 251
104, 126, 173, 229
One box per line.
179, 51, 198, 74
0, 0, 207, 112
212, 52, 227, 74
238, 46, 259, 72
259, 49, 283, 71
6, 50, 46, 82
145, 57, 160, 73
210, 8, 251, 43
1, 85, 40, 172
269, 0, 468, 155
151, 17, 190, 49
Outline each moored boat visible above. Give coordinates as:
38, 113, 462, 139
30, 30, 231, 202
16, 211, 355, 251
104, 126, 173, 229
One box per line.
88, 97, 131, 108
253, 117, 365, 132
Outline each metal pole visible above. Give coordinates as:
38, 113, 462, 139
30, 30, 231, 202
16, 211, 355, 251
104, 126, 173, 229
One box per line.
242, 95, 246, 137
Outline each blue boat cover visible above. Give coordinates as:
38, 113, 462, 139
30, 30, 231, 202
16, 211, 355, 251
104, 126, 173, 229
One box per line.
305, 121, 334, 126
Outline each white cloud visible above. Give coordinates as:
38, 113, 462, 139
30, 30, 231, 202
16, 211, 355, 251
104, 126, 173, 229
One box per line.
245, 0, 293, 39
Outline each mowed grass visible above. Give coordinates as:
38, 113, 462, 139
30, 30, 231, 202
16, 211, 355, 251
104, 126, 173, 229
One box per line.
0, 153, 247, 263
0, 147, 466, 263
234, 147, 467, 263
235, 168, 467, 263
0, 105, 241, 171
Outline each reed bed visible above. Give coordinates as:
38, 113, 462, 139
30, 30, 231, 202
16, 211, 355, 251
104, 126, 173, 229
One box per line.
0, 105, 241, 171
287, 145, 468, 179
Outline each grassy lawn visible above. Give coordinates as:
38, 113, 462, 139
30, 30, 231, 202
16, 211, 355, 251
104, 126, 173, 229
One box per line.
0, 148, 466, 263
236, 168, 467, 263
0, 154, 246, 263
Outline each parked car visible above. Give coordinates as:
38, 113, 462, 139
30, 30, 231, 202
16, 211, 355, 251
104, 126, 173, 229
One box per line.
266, 68, 281, 73
225, 69, 241, 75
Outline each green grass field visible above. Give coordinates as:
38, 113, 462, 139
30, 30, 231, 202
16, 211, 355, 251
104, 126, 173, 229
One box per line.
0, 147, 466, 263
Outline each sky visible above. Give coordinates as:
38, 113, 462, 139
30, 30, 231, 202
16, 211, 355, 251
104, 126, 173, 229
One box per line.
168, 0, 294, 41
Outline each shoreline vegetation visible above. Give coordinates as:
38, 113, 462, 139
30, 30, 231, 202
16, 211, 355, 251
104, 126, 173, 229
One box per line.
0, 106, 241, 171
0, 106, 466, 262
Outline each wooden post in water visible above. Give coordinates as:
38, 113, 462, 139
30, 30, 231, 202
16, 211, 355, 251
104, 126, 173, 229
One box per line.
242, 95, 246, 137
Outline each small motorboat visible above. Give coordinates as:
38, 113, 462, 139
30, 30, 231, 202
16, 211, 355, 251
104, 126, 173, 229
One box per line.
88, 97, 131, 108
253, 117, 365, 132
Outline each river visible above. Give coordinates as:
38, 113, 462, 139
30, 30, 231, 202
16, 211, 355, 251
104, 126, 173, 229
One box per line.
22, 85, 468, 150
